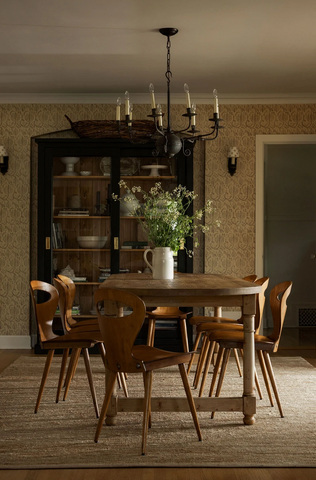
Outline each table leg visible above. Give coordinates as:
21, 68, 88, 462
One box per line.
102, 302, 124, 426
242, 310, 256, 425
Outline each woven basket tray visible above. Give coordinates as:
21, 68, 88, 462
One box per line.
65, 115, 156, 140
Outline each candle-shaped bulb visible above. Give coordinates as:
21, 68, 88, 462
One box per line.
184, 83, 191, 108
149, 83, 156, 109
157, 103, 163, 127
213, 88, 219, 115
116, 96, 121, 121
191, 103, 196, 126
125, 90, 130, 116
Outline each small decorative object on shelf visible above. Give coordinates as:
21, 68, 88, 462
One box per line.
60, 157, 80, 176
100, 157, 111, 176
77, 236, 107, 249
141, 163, 168, 176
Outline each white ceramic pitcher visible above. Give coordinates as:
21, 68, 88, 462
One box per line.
143, 247, 174, 280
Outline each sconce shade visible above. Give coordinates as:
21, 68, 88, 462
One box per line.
227, 146, 239, 176
0, 145, 9, 175
228, 146, 239, 158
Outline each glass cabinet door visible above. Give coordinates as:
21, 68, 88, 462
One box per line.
52, 155, 112, 318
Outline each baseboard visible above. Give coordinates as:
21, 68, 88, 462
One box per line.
0, 335, 31, 349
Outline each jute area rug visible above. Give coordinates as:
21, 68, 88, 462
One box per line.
1, 355, 316, 469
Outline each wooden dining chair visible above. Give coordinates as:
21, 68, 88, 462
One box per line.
146, 307, 191, 352
29, 280, 100, 417
196, 277, 269, 398
93, 287, 202, 455
53, 276, 128, 398
187, 275, 259, 385
207, 281, 293, 417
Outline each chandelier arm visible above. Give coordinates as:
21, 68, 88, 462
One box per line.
191, 127, 220, 142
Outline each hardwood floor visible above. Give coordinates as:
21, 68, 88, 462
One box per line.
1, 333, 316, 480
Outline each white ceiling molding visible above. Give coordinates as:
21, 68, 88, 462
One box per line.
1, 93, 316, 105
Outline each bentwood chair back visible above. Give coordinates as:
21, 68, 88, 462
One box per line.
56, 274, 78, 329
30, 280, 59, 344
267, 281, 293, 352
95, 288, 147, 373
29, 280, 99, 416
93, 287, 202, 455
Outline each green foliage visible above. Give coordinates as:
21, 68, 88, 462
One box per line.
113, 181, 220, 256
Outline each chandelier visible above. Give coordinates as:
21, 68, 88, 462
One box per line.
116, 28, 223, 158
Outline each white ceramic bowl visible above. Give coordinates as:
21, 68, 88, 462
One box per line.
77, 236, 107, 249
79, 171, 92, 176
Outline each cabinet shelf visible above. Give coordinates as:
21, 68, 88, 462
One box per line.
120, 175, 176, 180
53, 175, 110, 180
54, 215, 110, 219
53, 248, 110, 252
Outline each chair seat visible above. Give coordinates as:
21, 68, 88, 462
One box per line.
207, 330, 275, 351
196, 322, 243, 334
42, 331, 99, 349
190, 315, 239, 325
131, 345, 193, 371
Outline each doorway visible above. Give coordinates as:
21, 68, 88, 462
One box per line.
256, 135, 316, 343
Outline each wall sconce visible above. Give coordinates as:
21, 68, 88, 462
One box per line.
0, 145, 9, 175
228, 146, 239, 176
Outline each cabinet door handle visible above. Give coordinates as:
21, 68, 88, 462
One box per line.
114, 237, 119, 250
45, 237, 51, 250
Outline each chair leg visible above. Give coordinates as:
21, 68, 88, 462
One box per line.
257, 350, 274, 406
142, 371, 153, 455
209, 346, 224, 397
98, 343, 106, 366
63, 347, 77, 388
187, 332, 201, 374
82, 348, 99, 418
263, 351, 284, 417
199, 340, 216, 397
233, 348, 242, 377
119, 372, 128, 397
147, 318, 155, 347
193, 333, 209, 389
35, 349, 55, 413
178, 363, 202, 441
211, 348, 231, 419
94, 371, 117, 443
63, 348, 80, 401
179, 318, 189, 353
254, 367, 263, 400
56, 348, 69, 403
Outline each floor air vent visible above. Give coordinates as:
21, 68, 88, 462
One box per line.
299, 308, 316, 327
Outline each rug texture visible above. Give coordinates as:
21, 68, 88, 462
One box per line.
0, 355, 316, 468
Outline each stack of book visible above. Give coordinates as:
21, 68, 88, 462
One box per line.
121, 241, 149, 249
58, 208, 90, 216
71, 305, 81, 316
52, 223, 64, 248
98, 272, 111, 282
55, 304, 81, 316
155, 320, 178, 330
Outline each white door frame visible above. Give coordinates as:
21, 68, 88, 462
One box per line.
255, 134, 316, 279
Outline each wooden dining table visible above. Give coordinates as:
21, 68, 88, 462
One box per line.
100, 272, 262, 426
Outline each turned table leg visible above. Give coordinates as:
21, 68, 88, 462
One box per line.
241, 294, 256, 425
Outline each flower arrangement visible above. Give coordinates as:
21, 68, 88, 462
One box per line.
113, 180, 220, 256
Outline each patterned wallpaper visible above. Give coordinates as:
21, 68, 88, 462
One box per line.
0, 103, 316, 337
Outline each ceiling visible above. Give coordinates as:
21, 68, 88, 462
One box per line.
1, 0, 316, 101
